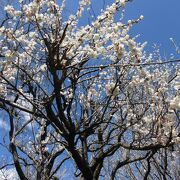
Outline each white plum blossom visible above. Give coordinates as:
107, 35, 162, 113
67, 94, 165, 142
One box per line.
0, 0, 179, 179
169, 96, 180, 109
114, 43, 125, 59
106, 82, 119, 96
120, 0, 126, 7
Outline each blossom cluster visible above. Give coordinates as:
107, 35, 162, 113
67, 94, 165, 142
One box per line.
0, 0, 179, 170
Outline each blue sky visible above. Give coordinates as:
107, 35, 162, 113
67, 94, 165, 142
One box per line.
63, 0, 180, 58
111, 0, 179, 56
124, 0, 180, 56
0, 0, 180, 178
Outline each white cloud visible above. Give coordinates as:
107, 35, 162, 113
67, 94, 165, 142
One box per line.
0, 118, 9, 131
0, 168, 19, 180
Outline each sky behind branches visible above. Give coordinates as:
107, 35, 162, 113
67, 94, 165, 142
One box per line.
0, 0, 180, 143
64, 0, 180, 57
124, 0, 180, 56
1, 0, 180, 158
0, 0, 180, 178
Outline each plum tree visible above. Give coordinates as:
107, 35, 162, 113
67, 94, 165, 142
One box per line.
0, 0, 179, 179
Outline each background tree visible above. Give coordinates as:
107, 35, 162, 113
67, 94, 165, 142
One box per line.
0, 0, 180, 179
